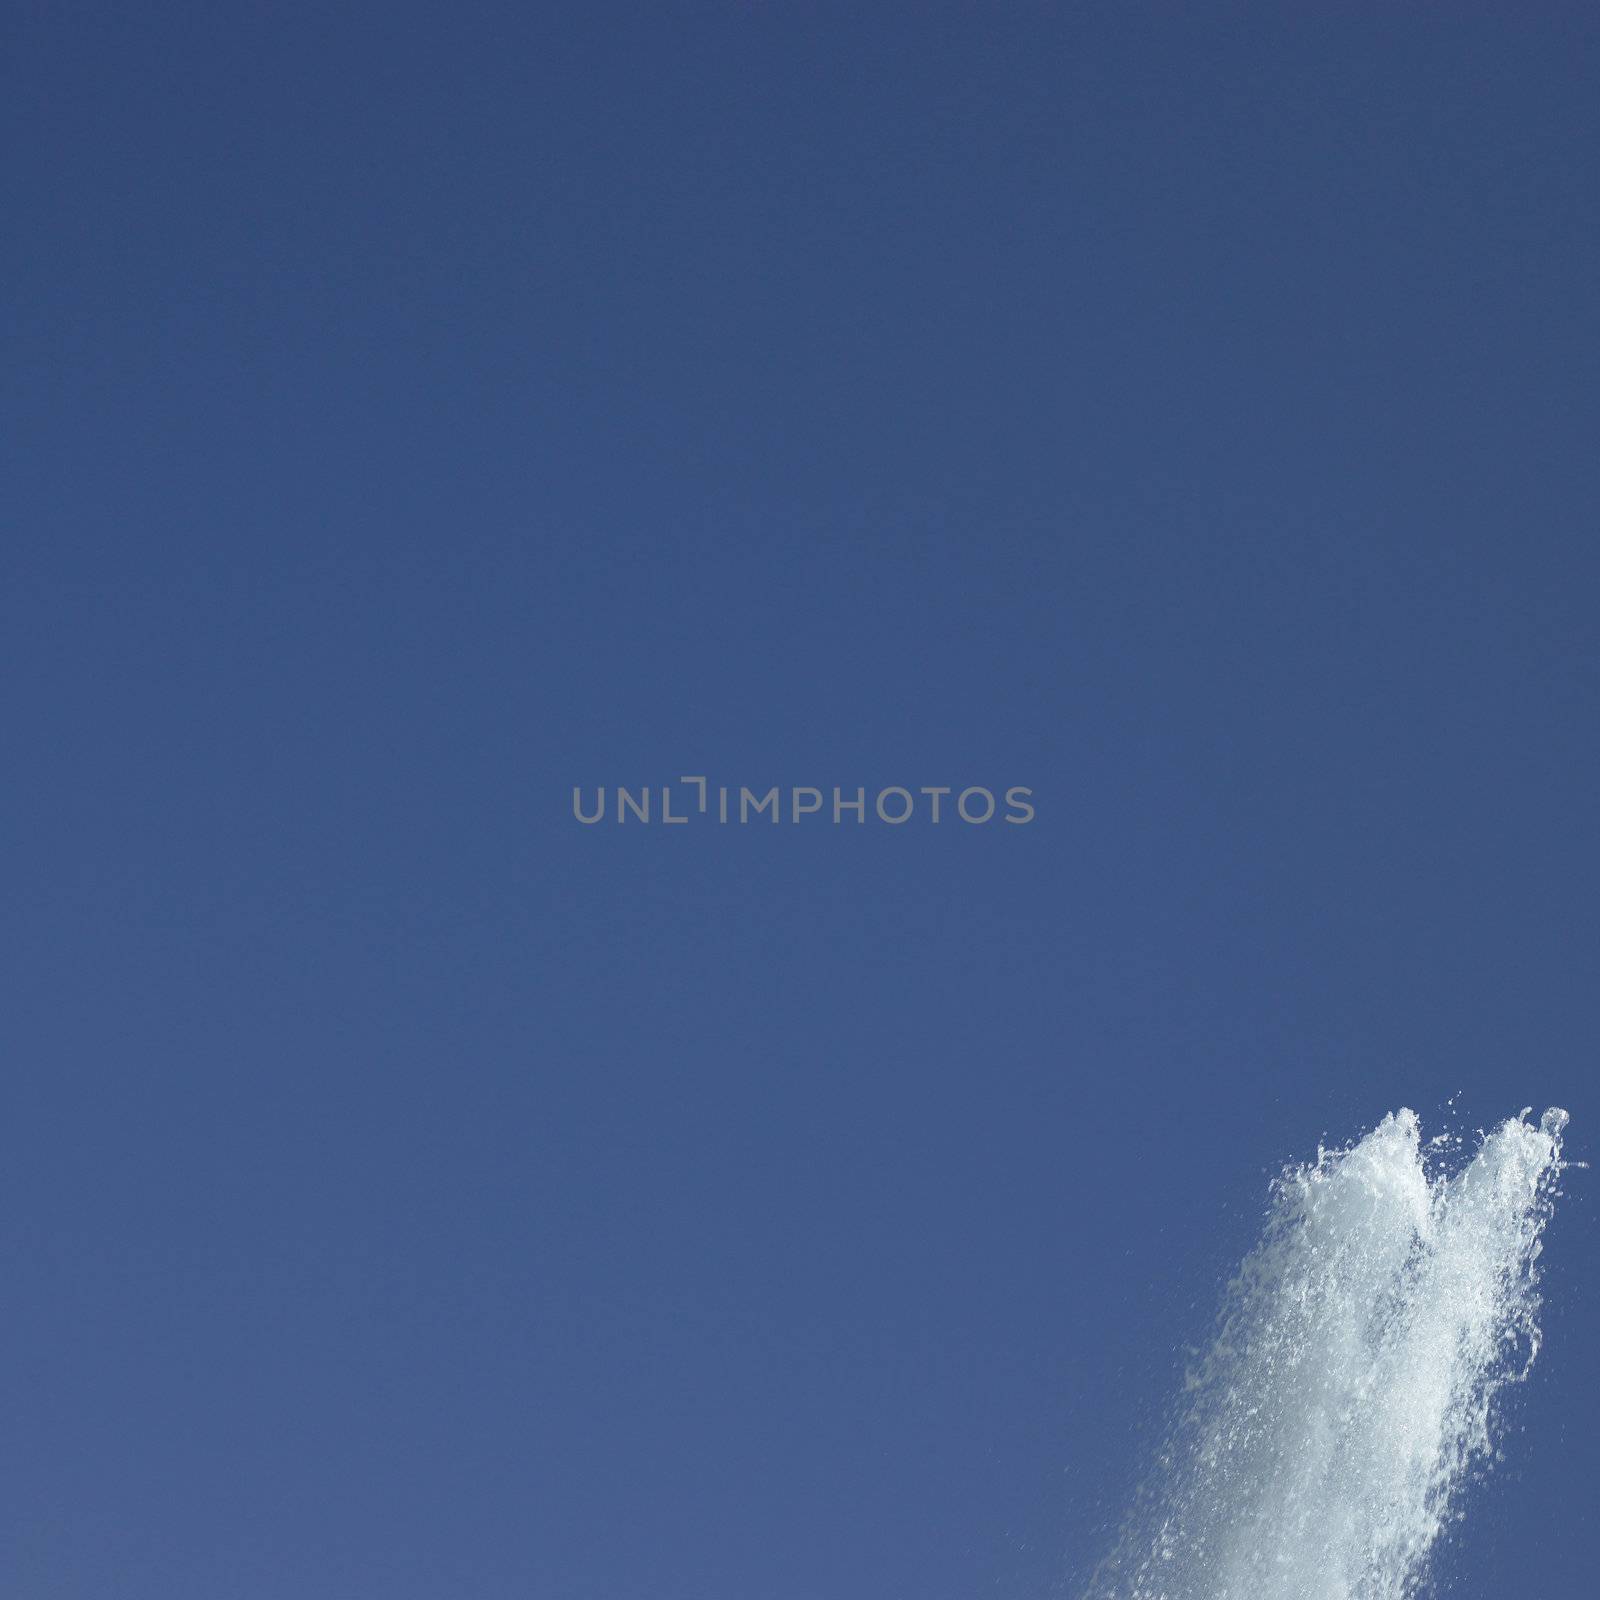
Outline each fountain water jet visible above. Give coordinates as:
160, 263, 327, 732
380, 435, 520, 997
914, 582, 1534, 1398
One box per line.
1087, 1107, 1570, 1600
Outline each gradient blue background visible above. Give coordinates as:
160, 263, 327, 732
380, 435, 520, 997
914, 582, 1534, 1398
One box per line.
5, 5, 1596, 1596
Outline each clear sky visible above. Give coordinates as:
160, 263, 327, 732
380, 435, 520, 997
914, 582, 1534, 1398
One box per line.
4, 5, 1597, 1598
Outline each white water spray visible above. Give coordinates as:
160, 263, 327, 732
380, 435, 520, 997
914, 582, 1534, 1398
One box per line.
1088, 1107, 1570, 1600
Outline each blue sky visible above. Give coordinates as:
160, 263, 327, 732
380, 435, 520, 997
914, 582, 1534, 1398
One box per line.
4, 5, 1597, 1597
